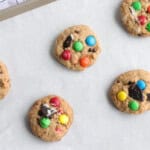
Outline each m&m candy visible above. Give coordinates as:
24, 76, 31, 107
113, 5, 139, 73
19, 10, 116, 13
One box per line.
58, 114, 69, 125
39, 117, 51, 128
128, 100, 139, 111
73, 41, 84, 52
61, 50, 71, 60
146, 23, 150, 32
50, 97, 61, 107
138, 15, 147, 25
85, 35, 96, 46
136, 80, 146, 90
132, 1, 142, 11
117, 91, 127, 101
79, 56, 90, 68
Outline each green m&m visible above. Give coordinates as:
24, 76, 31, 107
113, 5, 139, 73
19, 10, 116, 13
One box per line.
128, 100, 140, 111
132, 1, 142, 11
73, 41, 84, 52
39, 117, 51, 128
146, 23, 150, 32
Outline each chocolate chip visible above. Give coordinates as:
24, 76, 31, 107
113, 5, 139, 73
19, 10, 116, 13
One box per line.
129, 7, 132, 14
147, 94, 150, 101
116, 80, 120, 83
128, 81, 135, 85
0, 80, 4, 88
88, 48, 96, 52
63, 35, 72, 49
0, 68, 2, 74
128, 84, 143, 101
74, 30, 80, 34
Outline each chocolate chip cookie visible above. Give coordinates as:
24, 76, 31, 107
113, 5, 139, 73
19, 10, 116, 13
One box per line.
28, 95, 73, 141
0, 61, 10, 99
54, 25, 101, 71
110, 70, 150, 114
120, 0, 150, 36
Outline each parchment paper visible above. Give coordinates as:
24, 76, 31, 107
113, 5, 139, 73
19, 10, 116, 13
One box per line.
0, 0, 150, 149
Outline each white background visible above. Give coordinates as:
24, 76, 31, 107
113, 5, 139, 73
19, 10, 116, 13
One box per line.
0, 0, 150, 149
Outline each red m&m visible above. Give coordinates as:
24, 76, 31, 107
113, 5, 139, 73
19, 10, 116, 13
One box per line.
138, 15, 147, 25
61, 50, 71, 60
50, 97, 61, 107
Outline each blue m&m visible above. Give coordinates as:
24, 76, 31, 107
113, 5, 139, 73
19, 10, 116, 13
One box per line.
136, 80, 146, 90
85, 35, 96, 46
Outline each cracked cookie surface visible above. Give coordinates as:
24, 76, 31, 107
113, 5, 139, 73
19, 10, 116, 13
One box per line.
0, 61, 10, 99
28, 95, 73, 142
54, 25, 101, 71
110, 70, 150, 114
120, 0, 150, 36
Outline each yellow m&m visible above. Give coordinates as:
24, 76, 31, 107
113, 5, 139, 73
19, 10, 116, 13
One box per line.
117, 91, 127, 101
58, 114, 69, 125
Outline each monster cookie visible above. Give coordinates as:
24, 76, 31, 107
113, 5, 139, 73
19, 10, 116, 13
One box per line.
110, 70, 150, 114
0, 61, 10, 99
28, 95, 73, 141
120, 0, 150, 36
54, 25, 101, 71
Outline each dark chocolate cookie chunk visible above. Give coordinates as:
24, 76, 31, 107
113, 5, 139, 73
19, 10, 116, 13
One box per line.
128, 84, 143, 101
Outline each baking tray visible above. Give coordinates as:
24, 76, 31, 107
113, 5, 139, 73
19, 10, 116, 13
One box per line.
0, 0, 56, 21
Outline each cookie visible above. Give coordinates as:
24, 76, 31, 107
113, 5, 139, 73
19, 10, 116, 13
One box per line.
28, 95, 73, 141
120, 0, 150, 36
0, 61, 10, 99
54, 25, 101, 71
110, 70, 150, 114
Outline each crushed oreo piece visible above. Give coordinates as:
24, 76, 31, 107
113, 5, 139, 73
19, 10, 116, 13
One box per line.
147, 94, 150, 101
129, 84, 143, 101
38, 110, 43, 116
39, 104, 57, 118
63, 35, 73, 49
41, 105, 49, 117
88, 48, 96, 52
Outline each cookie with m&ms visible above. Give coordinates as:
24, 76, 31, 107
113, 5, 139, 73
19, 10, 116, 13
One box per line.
54, 25, 101, 71
110, 70, 150, 114
28, 95, 73, 141
0, 61, 10, 99
120, 0, 150, 36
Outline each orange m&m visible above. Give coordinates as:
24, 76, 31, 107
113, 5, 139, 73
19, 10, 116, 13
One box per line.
79, 56, 91, 68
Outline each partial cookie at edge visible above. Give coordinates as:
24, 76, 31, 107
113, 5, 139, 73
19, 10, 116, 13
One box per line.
0, 61, 10, 99
120, 0, 150, 36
